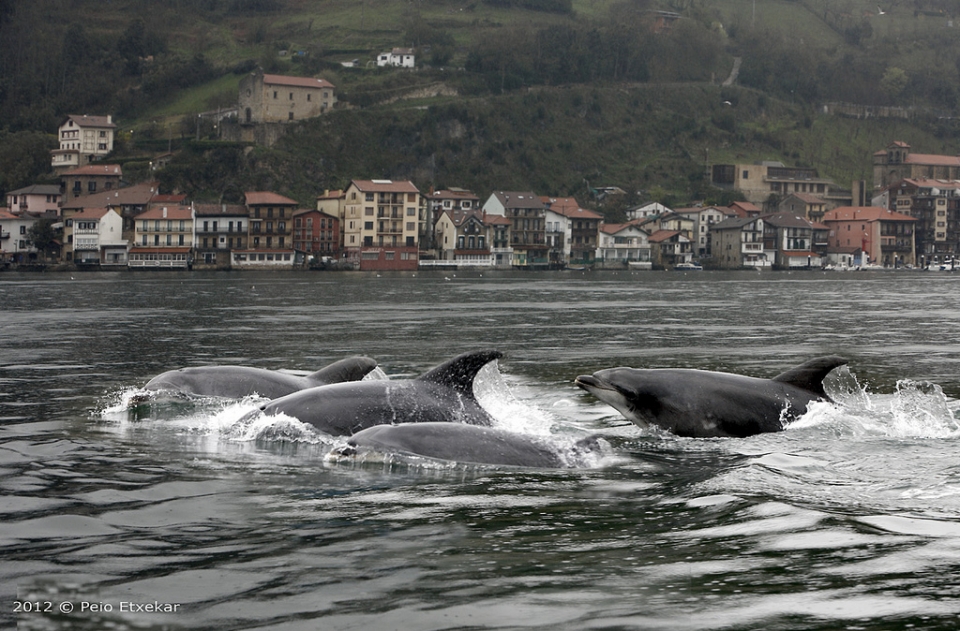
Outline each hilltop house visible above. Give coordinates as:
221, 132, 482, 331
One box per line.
710, 216, 768, 269
711, 161, 836, 210
342, 180, 420, 271
239, 70, 336, 124
822, 206, 917, 267
51, 114, 116, 172
377, 48, 415, 68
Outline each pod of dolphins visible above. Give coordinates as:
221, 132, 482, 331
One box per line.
139, 351, 849, 468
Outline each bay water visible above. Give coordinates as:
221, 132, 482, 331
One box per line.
3, 269, 960, 630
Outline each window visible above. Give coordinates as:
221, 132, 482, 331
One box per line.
742, 170, 749, 179
289, 92, 294, 100
364, 221, 373, 230
273, 91, 278, 99
407, 207, 416, 216
365, 207, 374, 216
88, 181, 97, 192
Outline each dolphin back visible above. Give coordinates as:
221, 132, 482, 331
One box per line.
772, 356, 848, 399
417, 350, 503, 399
306, 356, 378, 385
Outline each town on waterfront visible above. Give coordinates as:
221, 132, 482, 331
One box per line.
3, 77, 960, 273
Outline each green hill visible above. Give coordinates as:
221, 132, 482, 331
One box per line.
3, 0, 960, 205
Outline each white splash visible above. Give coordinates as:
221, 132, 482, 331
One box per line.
789, 368, 960, 439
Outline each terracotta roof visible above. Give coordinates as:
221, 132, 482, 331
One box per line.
0, 209, 18, 220
491, 191, 545, 210
62, 164, 122, 177
138, 205, 193, 220
483, 213, 512, 226
245, 191, 299, 206
899, 177, 960, 189
151, 194, 187, 204
890, 140, 911, 148
262, 74, 335, 90
292, 208, 338, 220
712, 216, 761, 230
193, 203, 248, 217
822, 206, 916, 222
761, 213, 813, 228
440, 208, 484, 227
429, 188, 479, 200
905, 153, 960, 167
350, 180, 420, 194
648, 229, 683, 242
600, 222, 645, 235
7, 185, 61, 197
317, 189, 345, 200
71, 207, 112, 220
60, 182, 159, 210
63, 114, 116, 129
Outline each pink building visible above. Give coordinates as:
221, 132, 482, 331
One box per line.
822, 206, 916, 267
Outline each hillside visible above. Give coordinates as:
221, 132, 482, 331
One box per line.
4, 0, 960, 205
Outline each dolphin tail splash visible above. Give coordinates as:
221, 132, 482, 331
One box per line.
417, 350, 504, 399
772, 356, 848, 400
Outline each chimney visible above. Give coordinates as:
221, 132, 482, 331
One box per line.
162, 207, 168, 218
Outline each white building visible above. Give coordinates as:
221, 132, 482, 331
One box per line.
0, 209, 41, 264
65, 207, 126, 266
51, 114, 116, 172
377, 48, 415, 68
597, 223, 651, 268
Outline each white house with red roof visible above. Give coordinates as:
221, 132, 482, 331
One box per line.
597, 222, 651, 268
51, 114, 116, 172
541, 196, 603, 265
377, 48, 415, 68
63, 207, 125, 266
239, 69, 336, 124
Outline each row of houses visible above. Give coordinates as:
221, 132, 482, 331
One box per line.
0, 165, 925, 271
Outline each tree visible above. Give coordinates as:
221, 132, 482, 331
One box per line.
26, 218, 58, 261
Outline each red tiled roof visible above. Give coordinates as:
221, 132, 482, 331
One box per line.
138, 205, 193, 220
62, 164, 122, 176
0, 209, 17, 220
245, 191, 299, 206
317, 189, 345, 200
262, 74, 335, 90
822, 206, 916, 222
60, 182, 159, 210
350, 180, 420, 194
63, 114, 116, 128
151, 194, 187, 204
647, 229, 682, 242
905, 153, 960, 167
483, 213, 511, 226
71, 207, 112, 220
193, 203, 248, 217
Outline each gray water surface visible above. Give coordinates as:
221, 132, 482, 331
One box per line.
3, 270, 960, 630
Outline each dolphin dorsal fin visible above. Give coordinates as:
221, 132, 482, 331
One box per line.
308, 356, 378, 385
418, 350, 503, 398
772, 356, 847, 398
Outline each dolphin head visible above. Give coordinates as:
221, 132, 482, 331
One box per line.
575, 368, 669, 429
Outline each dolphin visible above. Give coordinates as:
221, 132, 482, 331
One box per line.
252, 350, 502, 435
143, 356, 379, 400
575, 356, 848, 438
333, 423, 581, 468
